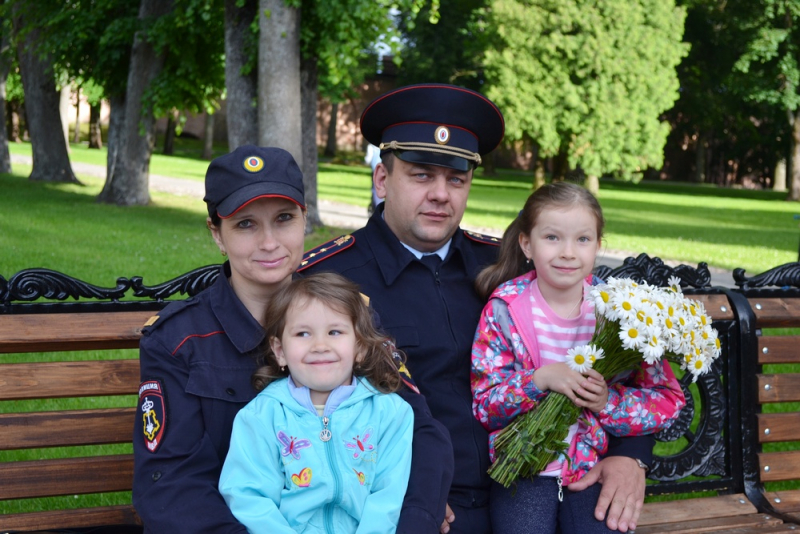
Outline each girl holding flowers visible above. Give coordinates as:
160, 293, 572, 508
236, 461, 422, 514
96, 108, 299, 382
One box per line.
471, 182, 686, 534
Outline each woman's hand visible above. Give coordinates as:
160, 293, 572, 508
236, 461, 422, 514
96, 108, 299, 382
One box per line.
533, 364, 608, 412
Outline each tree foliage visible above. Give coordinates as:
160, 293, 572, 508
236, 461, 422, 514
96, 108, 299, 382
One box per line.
484, 0, 687, 180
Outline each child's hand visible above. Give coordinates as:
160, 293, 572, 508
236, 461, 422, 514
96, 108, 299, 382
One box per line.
574, 369, 609, 413
533, 364, 608, 412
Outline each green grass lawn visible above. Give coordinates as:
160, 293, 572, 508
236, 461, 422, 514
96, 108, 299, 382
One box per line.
6, 140, 796, 275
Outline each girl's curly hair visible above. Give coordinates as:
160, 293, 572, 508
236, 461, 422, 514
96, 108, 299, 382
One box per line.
252, 272, 404, 394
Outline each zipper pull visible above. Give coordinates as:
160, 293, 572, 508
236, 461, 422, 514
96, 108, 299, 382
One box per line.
319, 416, 332, 442
557, 476, 564, 502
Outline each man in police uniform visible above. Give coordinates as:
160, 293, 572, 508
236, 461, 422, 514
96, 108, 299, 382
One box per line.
300, 84, 651, 533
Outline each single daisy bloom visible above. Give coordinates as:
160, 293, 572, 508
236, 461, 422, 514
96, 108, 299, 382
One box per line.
619, 322, 646, 350
566, 345, 594, 373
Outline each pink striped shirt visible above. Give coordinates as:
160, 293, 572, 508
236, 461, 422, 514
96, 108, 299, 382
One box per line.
529, 279, 596, 475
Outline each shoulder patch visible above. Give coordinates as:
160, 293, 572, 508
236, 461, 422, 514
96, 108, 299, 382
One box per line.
298, 234, 355, 272
139, 380, 167, 453
463, 230, 501, 246
143, 315, 159, 327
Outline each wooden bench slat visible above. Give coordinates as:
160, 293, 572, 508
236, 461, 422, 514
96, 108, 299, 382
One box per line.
758, 374, 800, 403
0, 504, 141, 531
0, 455, 133, 500
762, 489, 800, 514
636, 514, 786, 533
758, 451, 800, 482
0, 311, 153, 353
0, 360, 140, 401
749, 298, 800, 328
759, 336, 800, 365
638, 494, 759, 527
689, 294, 735, 321
758, 412, 800, 443
0, 408, 135, 451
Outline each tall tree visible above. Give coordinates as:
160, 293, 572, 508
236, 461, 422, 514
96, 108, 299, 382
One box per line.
733, 0, 800, 200
484, 0, 687, 192
98, 0, 174, 205
10, 0, 77, 183
397, 0, 486, 90
0, 29, 13, 173
224, 0, 258, 150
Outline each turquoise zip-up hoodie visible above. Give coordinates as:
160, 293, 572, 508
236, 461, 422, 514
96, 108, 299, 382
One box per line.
219, 377, 413, 533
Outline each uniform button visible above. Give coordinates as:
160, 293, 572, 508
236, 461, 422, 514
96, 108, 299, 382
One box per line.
152, 471, 162, 481
226, 388, 236, 396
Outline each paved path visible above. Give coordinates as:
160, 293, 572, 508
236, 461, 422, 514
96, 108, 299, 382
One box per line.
13, 154, 736, 287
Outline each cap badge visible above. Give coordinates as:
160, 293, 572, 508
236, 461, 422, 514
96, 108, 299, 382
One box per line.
243, 156, 264, 173
434, 126, 450, 145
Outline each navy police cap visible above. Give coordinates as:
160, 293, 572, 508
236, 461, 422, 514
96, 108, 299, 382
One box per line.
203, 145, 305, 218
360, 83, 505, 171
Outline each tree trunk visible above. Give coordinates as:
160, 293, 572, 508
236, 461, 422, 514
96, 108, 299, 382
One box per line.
73, 86, 81, 144
0, 31, 12, 173
531, 140, 545, 190
103, 94, 125, 190
98, 0, 173, 206
483, 151, 496, 176
693, 132, 706, 183
585, 175, 599, 196
790, 111, 800, 201
258, 0, 302, 165
88, 102, 103, 149
7, 101, 20, 142
775, 158, 787, 191
324, 102, 337, 157
12, 1, 77, 183
58, 84, 71, 153
202, 111, 214, 160
163, 110, 176, 155
301, 56, 322, 231
224, 0, 258, 151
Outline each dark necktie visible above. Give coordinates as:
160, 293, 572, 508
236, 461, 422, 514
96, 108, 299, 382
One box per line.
420, 253, 442, 273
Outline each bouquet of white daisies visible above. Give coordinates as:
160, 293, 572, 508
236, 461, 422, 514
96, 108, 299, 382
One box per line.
488, 276, 721, 488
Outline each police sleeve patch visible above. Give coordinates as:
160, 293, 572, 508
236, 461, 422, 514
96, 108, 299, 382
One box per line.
139, 380, 167, 453
298, 234, 355, 272
463, 230, 501, 246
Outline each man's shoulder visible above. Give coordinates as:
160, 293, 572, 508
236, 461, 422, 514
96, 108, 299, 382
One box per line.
299, 229, 374, 274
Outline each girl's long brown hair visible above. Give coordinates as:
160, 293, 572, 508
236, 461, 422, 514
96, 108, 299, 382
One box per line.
474, 182, 605, 301
252, 272, 404, 394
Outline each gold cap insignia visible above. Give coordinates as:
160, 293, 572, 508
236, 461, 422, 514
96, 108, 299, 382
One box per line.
434, 126, 450, 145
243, 156, 264, 173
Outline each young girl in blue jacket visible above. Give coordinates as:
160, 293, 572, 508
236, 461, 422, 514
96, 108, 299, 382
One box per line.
219, 272, 414, 533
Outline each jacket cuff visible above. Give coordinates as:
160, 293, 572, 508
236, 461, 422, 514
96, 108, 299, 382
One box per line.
397, 505, 440, 534
604, 433, 655, 467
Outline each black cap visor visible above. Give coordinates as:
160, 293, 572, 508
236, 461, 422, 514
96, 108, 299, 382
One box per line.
392, 149, 473, 172
216, 182, 305, 218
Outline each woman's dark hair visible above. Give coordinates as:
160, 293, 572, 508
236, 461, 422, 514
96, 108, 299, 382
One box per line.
474, 181, 605, 301
252, 272, 404, 394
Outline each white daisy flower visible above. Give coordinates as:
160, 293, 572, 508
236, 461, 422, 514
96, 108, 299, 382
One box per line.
667, 276, 682, 293
566, 345, 594, 373
619, 321, 646, 350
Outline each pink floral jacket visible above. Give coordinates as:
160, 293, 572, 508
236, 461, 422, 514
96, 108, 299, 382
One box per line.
471, 272, 686, 484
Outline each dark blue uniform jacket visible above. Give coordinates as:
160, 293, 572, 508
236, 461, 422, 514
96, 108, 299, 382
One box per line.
132, 262, 450, 533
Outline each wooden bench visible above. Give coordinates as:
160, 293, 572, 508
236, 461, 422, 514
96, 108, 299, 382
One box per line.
597, 255, 800, 533
0, 266, 219, 533
2, 257, 800, 533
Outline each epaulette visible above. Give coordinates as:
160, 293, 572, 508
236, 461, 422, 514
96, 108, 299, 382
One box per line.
463, 229, 502, 246
141, 297, 199, 333
298, 234, 355, 272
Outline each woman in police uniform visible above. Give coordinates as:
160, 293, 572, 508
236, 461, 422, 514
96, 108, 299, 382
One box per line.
132, 146, 451, 534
